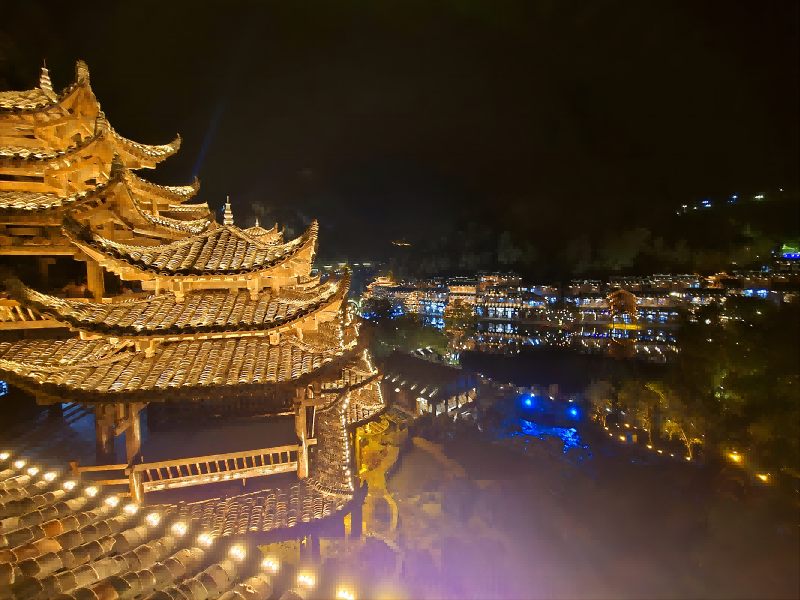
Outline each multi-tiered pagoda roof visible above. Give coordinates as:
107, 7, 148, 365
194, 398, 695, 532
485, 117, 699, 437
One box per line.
0, 60, 386, 553
1, 62, 213, 252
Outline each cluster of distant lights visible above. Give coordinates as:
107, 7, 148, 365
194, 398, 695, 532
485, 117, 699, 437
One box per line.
678, 191, 780, 214
599, 426, 771, 482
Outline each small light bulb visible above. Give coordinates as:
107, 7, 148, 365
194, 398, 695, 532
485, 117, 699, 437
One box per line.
63, 480, 76, 490
338, 591, 355, 600
298, 574, 315, 587
172, 522, 187, 536
146, 513, 160, 526
105, 496, 120, 507
197, 533, 213, 546
124, 504, 139, 515
229, 545, 246, 560
14, 460, 25, 469
262, 558, 279, 572
27, 467, 39, 476
0, 452, 9, 461
85, 486, 98, 497
43, 472, 57, 482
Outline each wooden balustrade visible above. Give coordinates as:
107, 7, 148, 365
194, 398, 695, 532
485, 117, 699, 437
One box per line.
70, 442, 315, 503
132, 445, 300, 494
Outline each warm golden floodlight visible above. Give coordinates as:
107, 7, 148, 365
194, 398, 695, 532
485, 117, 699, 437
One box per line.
172, 522, 188, 536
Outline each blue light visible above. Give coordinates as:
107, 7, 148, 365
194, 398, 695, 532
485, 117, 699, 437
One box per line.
525, 398, 532, 406
0, 381, 7, 396
569, 408, 578, 418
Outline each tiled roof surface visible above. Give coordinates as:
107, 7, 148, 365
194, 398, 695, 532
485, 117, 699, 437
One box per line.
0, 146, 61, 160
0, 338, 132, 370
0, 463, 341, 598
7, 275, 349, 337
63, 217, 318, 276
0, 323, 359, 400
0, 190, 89, 212
0, 61, 87, 113
178, 485, 348, 536
161, 203, 210, 215
0, 132, 103, 163
0, 88, 57, 111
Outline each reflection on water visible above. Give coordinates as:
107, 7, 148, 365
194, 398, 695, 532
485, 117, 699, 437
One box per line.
518, 420, 589, 454
473, 322, 678, 361
493, 414, 591, 455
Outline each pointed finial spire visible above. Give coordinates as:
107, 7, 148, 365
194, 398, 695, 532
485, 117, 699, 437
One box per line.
224, 196, 234, 226
39, 61, 53, 91
255, 217, 260, 227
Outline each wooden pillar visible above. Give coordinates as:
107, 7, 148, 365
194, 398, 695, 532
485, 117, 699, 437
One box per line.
86, 259, 105, 301
295, 399, 308, 479
94, 405, 115, 464
125, 403, 143, 465
37, 257, 55, 286
129, 470, 144, 505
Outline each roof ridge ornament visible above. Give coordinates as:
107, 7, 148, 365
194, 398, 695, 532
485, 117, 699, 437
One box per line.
75, 60, 90, 85
110, 153, 125, 177
224, 196, 234, 226
255, 217, 259, 227
39, 62, 54, 94
95, 110, 109, 136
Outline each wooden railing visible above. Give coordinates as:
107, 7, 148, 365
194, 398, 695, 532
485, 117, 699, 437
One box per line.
70, 442, 314, 503
69, 462, 131, 494
131, 445, 300, 494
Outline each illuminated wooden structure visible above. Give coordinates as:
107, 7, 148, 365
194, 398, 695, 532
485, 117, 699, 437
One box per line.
1, 61, 211, 300
0, 62, 385, 516
607, 288, 639, 324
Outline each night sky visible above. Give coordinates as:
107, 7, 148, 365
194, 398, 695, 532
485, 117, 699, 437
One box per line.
2, 0, 798, 261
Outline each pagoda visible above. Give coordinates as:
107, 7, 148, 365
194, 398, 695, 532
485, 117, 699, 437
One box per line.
0, 61, 211, 300
0, 60, 386, 526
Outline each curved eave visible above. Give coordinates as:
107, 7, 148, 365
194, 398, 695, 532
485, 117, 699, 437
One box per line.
108, 129, 181, 167
5, 273, 350, 339
62, 217, 319, 280
125, 187, 212, 235
124, 170, 201, 203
